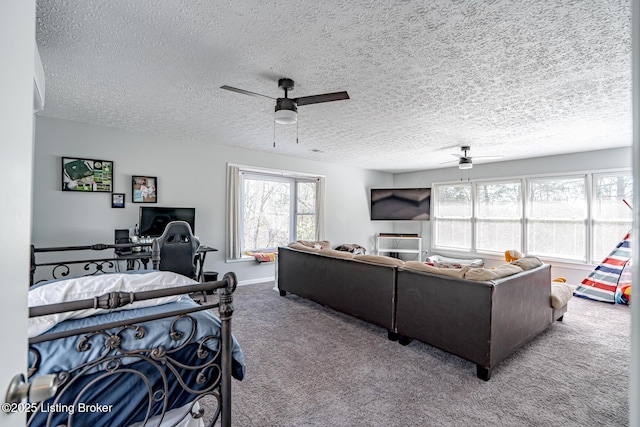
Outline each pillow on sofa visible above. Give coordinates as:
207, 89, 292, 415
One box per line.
334, 243, 366, 255
425, 255, 484, 268
510, 256, 543, 271
288, 242, 321, 253
464, 264, 523, 281
403, 261, 469, 278
319, 248, 355, 259
551, 282, 573, 309
354, 254, 405, 267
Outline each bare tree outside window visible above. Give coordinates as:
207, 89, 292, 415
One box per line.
242, 174, 318, 252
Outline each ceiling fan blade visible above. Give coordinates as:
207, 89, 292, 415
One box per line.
220, 85, 276, 100
450, 154, 463, 158
440, 159, 459, 165
471, 155, 503, 160
294, 91, 350, 106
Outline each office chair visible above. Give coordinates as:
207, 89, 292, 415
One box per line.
151, 221, 200, 280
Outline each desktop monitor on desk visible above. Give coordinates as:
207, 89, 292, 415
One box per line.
138, 207, 196, 237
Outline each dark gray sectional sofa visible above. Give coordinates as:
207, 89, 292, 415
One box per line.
278, 244, 560, 380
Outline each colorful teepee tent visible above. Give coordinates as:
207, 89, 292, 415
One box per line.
573, 231, 631, 304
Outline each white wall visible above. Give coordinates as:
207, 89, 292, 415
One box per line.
391, 146, 632, 283
0, 1, 35, 426
32, 116, 393, 283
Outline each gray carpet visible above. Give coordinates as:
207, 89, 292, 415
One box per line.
207, 282, 630, 426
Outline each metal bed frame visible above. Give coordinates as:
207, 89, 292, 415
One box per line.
28, 243, 237, 427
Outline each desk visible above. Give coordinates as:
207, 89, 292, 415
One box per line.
116, 251, 152, 271
196, 245, 218, 282
118, 245, 218, 280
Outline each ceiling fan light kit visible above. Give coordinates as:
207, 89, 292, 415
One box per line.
274, 109, 297, 124
458, 158, 473, 169
274, 97, 298, 124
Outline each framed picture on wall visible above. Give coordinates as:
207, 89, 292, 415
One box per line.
62, 157, 113, 192
111, 193, 125, 208
132, 176, 157, 203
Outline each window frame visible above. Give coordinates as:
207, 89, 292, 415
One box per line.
431, 168, 632, 265
227, 164, 324, 261
474, 179, 524, 254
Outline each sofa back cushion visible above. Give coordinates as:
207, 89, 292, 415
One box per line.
288, 242, 321, 253
464, 264, 523, 281
402, 261, 469, 278
318, 248, 355, 259
295, 240, 331, 249
354, 254, 405, 267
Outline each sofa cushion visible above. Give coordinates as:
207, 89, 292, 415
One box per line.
403, 261, 469, 278
464, 264, 524, 281
288, 242, 321, 253
295, 240, 331, 249
354, 254, 405, 267
319, 248, 355, 259
551, 282, 573, 309
510, 256, 543, 271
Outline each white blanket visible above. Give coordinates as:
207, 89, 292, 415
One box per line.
28, 271, 198, 338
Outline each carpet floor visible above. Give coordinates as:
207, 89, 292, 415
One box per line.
207, 282, 630, 426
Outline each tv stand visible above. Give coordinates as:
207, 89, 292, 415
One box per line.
376, 234, 422, 261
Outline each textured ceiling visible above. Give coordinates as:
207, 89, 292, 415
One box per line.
35, 0, 632, 173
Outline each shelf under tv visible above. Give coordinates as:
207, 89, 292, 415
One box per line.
376, 234, 422, 261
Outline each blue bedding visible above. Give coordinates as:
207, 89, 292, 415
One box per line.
30, 296, 245, 380
28, 293, 245, 427
29, 343, 221, 426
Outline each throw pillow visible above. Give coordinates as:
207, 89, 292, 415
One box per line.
334, 243, 366, 255
510, 256, 543, 271
551, 282, 573, 309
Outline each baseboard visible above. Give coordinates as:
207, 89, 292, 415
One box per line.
238, 276, 275, 286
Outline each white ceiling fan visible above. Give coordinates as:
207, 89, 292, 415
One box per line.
441, 146, 503, 169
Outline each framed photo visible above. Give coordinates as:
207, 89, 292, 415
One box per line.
132, 176, 157, 203
111, 193, 125, 208
62, 157, 113, 192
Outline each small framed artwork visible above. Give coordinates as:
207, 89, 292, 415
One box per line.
111, 193, 125, 208
62, 157, 113, 192
132, 176, 157, 203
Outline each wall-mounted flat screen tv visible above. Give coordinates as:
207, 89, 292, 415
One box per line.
138, 207, 196, 237
370, 188, 431, 220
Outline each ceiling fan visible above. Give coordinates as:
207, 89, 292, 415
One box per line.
441, 146, 503, 169
220, 78, 349, 125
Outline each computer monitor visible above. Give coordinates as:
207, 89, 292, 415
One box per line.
138, 207, 196, 237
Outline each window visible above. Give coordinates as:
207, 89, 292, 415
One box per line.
592, 173, 633, 261
433, 183, 473, 250
227, 165, 324, 259
432, 170, 632, 264
476, 181, 522, 253
527, 176, 587, 261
